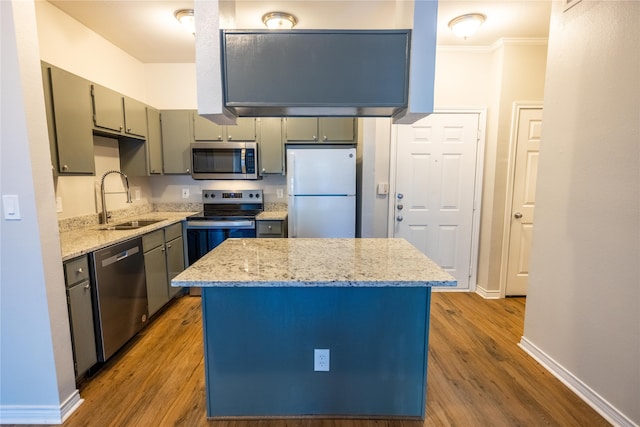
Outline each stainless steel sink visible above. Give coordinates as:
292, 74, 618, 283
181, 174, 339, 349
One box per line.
100, 219, 165, 231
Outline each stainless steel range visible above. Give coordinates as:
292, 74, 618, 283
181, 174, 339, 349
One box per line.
185, 189, 264, 266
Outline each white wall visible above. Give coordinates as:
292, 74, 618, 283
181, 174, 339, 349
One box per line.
0, 1, 78, 422
522, 1, 639, 425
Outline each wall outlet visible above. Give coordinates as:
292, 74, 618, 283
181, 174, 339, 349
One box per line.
276, 188, 284, 199
314, 349, 330, 372
56, 196, 63, 213
181, 188, 189, 199
135, 190, 141, 201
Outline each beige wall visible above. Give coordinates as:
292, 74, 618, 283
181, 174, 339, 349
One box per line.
480, 41, 548, 295
523, 1, 639, 424
360, 42, 548, 300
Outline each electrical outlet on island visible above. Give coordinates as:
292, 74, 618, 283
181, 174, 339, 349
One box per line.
182, 188, 189, 199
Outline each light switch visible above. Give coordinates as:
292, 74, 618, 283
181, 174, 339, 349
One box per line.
377, 183, 389, 195
3, 195, 21, 220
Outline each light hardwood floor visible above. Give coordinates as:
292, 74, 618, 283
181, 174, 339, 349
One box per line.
45, 293, 608, 426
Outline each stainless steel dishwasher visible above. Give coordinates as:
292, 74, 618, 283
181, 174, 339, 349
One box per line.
91, 237, 148, 362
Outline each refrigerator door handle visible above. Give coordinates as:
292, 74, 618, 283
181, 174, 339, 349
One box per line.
289, 195, 296, 237
289, 153, 295, 195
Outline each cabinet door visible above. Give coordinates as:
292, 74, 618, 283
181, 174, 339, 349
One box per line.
166, 236, 185, 298
226, 117, 256, 141
193, 111, 223, 141
259, 118, 283, 174
47, 66, 95, 174
161, 110, 192, 174
144, 244, 169, 316
67, 280, 97, 377
146, 107, 163, 174
284, 118, 318, 142
123, 97, 147, 138
320, 118, 355, 142
92, 84, 124, 133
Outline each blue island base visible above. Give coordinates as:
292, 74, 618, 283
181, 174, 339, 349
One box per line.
201, 286, 431, 419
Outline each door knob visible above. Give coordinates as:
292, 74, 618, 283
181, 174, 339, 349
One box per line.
397, 204, 403, 210
514, 212, 523, 219
397, 193, 404, 200
396, 215, 403, 222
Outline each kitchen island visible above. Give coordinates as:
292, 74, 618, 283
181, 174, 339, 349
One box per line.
172, 238, 456, 419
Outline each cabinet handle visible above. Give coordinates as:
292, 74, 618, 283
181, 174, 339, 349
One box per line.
76, 267, 83, 274
312, 135, 317, 141
127, 128, 131, 132
323, 136, 328, 141
119, 126, 123, 131
167, 244, 172, 249
186, 168, 190, 173
84, 284, 90, 290
162, 246, 166, 252
268, 225, 272, 230
62, 164, 69, 171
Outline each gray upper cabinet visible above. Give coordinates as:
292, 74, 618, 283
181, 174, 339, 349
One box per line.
123, 97, 147, 138
193, 112, 224, 141
285, 117, 356, 143
92, 84, 147, 139
258, 118, 284, 175
43, 63, 95, 174
146, 107, 163, 174
193, 112, 256, 142
160, 110, 192, 174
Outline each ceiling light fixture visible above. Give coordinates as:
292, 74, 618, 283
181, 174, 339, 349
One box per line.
262, 12, 297, 30
448, 13, 486, 39
175, 9, 195, 34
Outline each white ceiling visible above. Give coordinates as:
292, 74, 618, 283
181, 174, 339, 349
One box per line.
47, 0, 551, 64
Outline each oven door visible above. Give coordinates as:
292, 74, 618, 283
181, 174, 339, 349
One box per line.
185, 220, 256, 266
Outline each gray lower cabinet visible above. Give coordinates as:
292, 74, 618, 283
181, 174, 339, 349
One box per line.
257, 219, 288, 238
64, 255, 97, 379
42, 63, 95, 174
143, 223, 185, 316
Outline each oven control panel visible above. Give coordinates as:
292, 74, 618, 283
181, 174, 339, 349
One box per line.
202, 189, 263, 203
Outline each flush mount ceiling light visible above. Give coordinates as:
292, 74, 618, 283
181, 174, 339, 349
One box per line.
175, 9, 195, 34
448, 13, 486, 39
262, 12, 298, 29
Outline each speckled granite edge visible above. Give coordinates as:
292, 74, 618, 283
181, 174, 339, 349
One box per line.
172, 238, 457, 288
256, 211, 288, 221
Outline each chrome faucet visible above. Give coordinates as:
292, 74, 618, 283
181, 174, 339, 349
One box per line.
100, 170, 132, 224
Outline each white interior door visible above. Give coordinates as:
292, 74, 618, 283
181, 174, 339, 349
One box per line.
392, 113, 481, 290
505, 107, 543, 296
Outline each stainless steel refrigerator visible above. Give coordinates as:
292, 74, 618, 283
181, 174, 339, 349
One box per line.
287, 146, 356, 238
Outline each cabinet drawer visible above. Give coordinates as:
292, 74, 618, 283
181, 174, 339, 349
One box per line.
164, 222, 183, 241
64, 256, 89, 286
257, 221, 283, 236
143, 229, 164, 252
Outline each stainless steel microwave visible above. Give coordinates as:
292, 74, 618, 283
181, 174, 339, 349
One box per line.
190, 142, 260, 180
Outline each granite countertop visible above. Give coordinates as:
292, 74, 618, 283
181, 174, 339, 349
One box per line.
256, 211, 288, 221
59, 212, 196, 261
172, 238, 457, 288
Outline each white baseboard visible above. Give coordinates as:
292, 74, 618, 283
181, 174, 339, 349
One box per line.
519, 337, 637, 427
0, 390, 82, 425
475, 285, 502, 299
